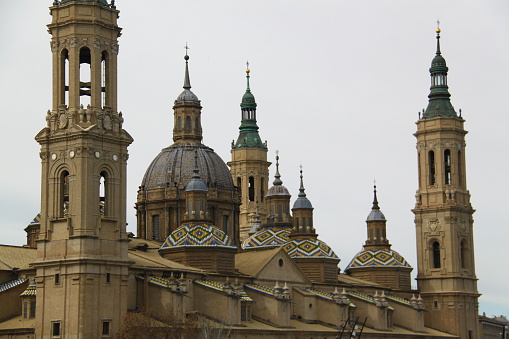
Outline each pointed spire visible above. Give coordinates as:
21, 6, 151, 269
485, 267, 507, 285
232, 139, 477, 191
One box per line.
183, 43, 191, 90
372, 184, 380, 210
298, 166, 306, 198
435, 20, 441, 56
273, 152, 283, 186
293, 166, 313, 210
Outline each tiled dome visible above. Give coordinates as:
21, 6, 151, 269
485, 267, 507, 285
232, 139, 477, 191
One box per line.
242, 228, 290, 249
346, 248, 411, 270
283, 238, 338, 259
160, 222, 236, 250
141, 143, 234, 191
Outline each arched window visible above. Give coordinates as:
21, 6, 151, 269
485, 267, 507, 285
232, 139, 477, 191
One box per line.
444, 149, 451, 184
79, 47, 91, 107
185, 116, 191, 130
432, 241, 441, 268
99, 171, 107, 217
61, 49, 69, 106
236, 177, 242, 198
101, 51, 109, 107
458, 150, 463, 187
61, 171, 70, 217
428, 151, 436, 185
260, 178, 265, 202
248, 176, 255, 202
177, 116, 182, 131
460, 239, 467, 269
152, 215, 160, 241
195, 117, 199, 131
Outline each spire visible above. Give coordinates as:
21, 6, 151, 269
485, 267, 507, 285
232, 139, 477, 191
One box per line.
183, 44, 191, 90
422, 24, 457, 119
293, 166, 313, 209
273, 153, 283, 186
366, 184, 385, 222
372, 184, 380, 210
233, 63, 266, 149
175, 46, 200, 104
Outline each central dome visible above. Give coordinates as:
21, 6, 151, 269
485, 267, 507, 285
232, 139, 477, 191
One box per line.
141, 143, 234, 191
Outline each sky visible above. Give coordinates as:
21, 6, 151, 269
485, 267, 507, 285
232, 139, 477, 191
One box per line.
0, 0, 508, 318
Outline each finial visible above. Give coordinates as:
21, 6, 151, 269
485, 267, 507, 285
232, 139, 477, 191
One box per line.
245, 60, 251, 91
298, 166, 306, 197
183, 43, 191, 89
273, 151, 283, 186
372, 183, 380, 210
435, 21, 442, 55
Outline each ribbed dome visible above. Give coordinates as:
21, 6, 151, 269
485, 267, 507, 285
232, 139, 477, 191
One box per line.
141, 143, 234, 191
367, 210, 385, 221
60, 0, 109, 5
283, 238, 338, 259
160, 222, 236, 250
175, 89, 200, 104
267, 185, 290, 196
346, 248, 411, 270
241, 91, 256, 109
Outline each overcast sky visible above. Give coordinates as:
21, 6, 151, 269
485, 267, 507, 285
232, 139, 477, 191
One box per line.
0, 0, 508, 318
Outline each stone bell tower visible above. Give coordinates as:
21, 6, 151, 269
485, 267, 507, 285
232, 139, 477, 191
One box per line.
33, 0, 133, 338
229, 65, 270, 240
413, 28, 479, 339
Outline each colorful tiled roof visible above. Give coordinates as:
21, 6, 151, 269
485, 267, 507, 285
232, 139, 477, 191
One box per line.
346, 248, 412, 270
242, 228, 290, 249
29, 214, 41, 225
160, 222, 236, 250
244, 283, 277, 297
19, 281, 36, 297
0, 278, 27, 293
283, 238, 338, 259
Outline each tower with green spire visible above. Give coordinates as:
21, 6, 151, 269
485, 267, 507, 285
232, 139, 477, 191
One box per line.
228, 65, 271, 240
413, 27, 479, 339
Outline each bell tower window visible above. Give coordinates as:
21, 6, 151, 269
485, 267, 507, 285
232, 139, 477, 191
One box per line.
444, 149, 451, 184
460, 239, 467, 269
61, 49, 69, 106
458, 150, 463, 186
101, 51, 109, 107
61, 171, 70, 218
428, 151, 436, 185
432, 241, 441, 268
79, 47, 91, 107
248, 176, 255, 202
99, 171, 108, 217
237, 177, 242, 198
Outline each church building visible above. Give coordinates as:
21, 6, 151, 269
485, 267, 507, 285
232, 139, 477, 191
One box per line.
0, 1, 484, 338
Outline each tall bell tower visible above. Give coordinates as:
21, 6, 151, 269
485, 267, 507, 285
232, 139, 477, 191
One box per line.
413, 28, 479, 339
33, 0, 133, 338
229, 65, 270, 239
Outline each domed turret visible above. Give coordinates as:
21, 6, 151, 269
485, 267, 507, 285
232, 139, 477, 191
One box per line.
265, 154, 292, 227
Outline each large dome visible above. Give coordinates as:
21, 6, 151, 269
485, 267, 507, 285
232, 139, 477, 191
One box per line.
141, 143, 234, 191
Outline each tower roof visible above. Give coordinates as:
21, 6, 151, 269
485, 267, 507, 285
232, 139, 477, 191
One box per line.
366, 185, 385, 221
160, 222, 237, 250
175, 52, 200, 104
293, 168, 313, 209
267, 154, 290, 196
422, 27, 457, 119
233, 64, 266, 149
185, 152, 207, 192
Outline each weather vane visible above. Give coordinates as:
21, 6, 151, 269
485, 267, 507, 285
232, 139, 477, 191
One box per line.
437, 19, 440, 30
184, 42, 189, 56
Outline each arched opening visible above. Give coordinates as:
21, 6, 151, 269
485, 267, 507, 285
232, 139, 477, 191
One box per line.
101, 51, 109, 107
444, 149, 451, 184
152, 215, 160, 241
260, 178, 265, 202
236, 177, 242, 198
194, 117, 200, 131
99, 171, 107, 217
432, 241, 441, 268
428, 151, 436, 185
79, 47, 92, 107
458, 150, 463, 187
177, 116, 182, 131
460, 239, 467, 269
61, 49, 69, 106
185, 116, 191, 130
248, 176, 255, 202
61, 170, 70, 217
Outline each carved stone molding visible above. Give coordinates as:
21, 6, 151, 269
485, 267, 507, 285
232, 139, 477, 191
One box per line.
427, 219, 441, 235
